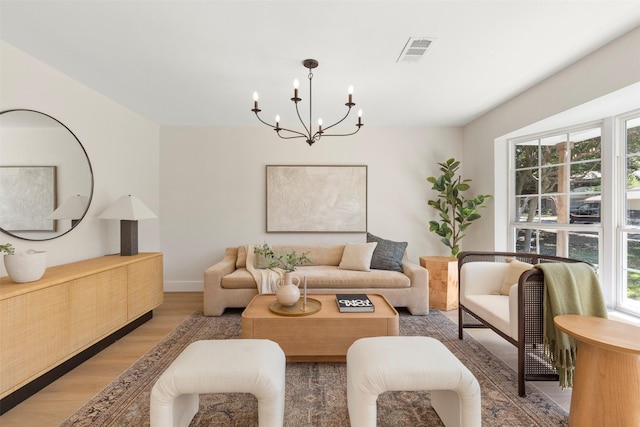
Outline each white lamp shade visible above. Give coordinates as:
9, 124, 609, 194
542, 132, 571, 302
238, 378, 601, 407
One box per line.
98, 195, 157, 220
46, 195, 90, 220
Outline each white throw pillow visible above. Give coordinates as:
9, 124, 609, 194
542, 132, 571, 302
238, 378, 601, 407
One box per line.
338, 242, 378, 272
499, 258, 534, 295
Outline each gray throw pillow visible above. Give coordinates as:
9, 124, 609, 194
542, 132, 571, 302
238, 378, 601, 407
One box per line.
366, 233, 407, 272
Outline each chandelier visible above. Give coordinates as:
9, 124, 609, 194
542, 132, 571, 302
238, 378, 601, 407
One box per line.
251, 59, 363, 146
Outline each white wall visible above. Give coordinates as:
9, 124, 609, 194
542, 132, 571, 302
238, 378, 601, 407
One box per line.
1, 40, 462, 289
0, 41, 160, 276
159, 126, 462, 290
462, 26, 640, 251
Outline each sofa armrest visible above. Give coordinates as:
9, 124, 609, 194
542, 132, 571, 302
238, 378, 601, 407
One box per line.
402, 258, 428, 290
508, 283, 520, 339
204, 247, 238, 289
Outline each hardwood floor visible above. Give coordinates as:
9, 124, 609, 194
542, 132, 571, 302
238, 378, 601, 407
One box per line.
0, 293, 570, 426
0, 292, 203, 427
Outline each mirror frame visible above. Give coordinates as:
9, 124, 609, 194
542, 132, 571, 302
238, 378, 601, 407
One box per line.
0, 109, 94, 241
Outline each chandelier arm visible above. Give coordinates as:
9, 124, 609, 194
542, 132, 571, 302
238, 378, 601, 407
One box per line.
294, 99, 312, 140
275, 128, 310, 139
253, 112, 278, 129
254, 111, 308, 139
315, 126, 362, 138
318, 105, 353, 134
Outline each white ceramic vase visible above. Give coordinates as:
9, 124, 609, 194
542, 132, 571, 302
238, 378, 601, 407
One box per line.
4, 250, 48, 283
275, 272, 301, 306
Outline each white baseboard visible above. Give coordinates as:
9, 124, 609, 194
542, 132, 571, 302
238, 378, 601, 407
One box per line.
163, 281, 203, 292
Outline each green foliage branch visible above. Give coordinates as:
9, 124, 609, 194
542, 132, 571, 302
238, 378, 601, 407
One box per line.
253, 243, 312, 272
0, 243, 15, 255
427, 158, 492, 258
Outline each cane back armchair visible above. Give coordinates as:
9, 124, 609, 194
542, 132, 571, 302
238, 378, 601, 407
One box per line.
457, 251, 594, 397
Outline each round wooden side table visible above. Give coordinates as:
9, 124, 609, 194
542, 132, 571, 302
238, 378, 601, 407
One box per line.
554, 314, 640, 427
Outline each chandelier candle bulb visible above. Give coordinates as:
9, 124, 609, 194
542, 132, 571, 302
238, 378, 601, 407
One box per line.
275, 115, 280, 128
348, 85, 353, 104
358, 109, 363, 125
252, 92, 259, 110
293, 79, 299, 99
318, 118, 323, 133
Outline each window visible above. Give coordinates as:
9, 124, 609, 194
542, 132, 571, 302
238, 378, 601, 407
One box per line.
619, 114, 640, 313
509, 110, 640, 317
511, 125, 602, 266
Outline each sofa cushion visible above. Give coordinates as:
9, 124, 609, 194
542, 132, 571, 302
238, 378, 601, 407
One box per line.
273, 245, 344, 266
367, 233, 407, 271
338, 242, 378, 272
463, 294, 512, 339
500, 258, 534, 295
294, 266, 410, 288
460, 262, 510, 297
220, 266, 411, 290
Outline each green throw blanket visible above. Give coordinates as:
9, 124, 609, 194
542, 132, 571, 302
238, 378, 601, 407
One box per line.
535, 262, 608, 389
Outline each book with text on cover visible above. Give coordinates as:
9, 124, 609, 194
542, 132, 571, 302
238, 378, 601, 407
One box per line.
335, 294, 375, 313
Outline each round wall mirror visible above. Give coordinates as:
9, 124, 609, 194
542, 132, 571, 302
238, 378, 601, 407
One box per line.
0, 109, 94, 241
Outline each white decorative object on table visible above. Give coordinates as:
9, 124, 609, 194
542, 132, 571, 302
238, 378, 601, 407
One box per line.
4, 249, 48, 283
275, 272, 301, 306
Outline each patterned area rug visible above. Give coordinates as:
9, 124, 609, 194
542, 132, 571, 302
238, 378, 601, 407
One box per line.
60, 309, 568, 426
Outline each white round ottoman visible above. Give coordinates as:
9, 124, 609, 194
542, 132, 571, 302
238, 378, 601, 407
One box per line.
347, 336, 481, 427
150, 339, 286, 427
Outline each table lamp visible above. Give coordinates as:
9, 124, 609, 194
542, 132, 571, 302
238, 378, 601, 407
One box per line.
46, 194, 90, 227
98, 195, 157, 256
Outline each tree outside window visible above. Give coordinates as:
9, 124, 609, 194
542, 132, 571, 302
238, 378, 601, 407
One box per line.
513, 127, 601, 263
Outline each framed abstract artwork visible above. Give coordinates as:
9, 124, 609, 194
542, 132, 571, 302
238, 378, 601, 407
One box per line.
266, 165, 367, 232
0, 166, 56, 231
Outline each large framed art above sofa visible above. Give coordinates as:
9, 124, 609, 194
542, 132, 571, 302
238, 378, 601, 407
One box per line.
266, 165, 367, 233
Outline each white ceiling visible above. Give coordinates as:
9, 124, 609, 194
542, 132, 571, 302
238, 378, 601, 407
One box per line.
1, 1, 639, 128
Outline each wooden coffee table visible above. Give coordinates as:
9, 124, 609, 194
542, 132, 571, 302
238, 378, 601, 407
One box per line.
241, 293, 399, 362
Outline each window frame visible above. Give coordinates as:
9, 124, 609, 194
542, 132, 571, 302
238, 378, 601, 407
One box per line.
616, 109, 640, 315
508, 121, 605, 293
509, 122, 604, 246
508, 111, 640, 317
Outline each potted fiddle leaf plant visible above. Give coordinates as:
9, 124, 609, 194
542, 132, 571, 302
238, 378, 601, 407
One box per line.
427, 158, 492, 258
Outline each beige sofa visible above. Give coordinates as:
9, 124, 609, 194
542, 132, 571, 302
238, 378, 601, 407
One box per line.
204, 244, 429, 316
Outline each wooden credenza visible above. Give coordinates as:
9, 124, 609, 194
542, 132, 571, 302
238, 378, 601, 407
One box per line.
0, 252, 163, 413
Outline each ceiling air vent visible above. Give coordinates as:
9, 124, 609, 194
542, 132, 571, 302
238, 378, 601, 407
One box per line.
397, 37, 435, 63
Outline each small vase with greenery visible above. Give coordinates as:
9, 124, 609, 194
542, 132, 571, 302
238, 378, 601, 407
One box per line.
253, 243, 311, 272
427, 158, 492, 258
